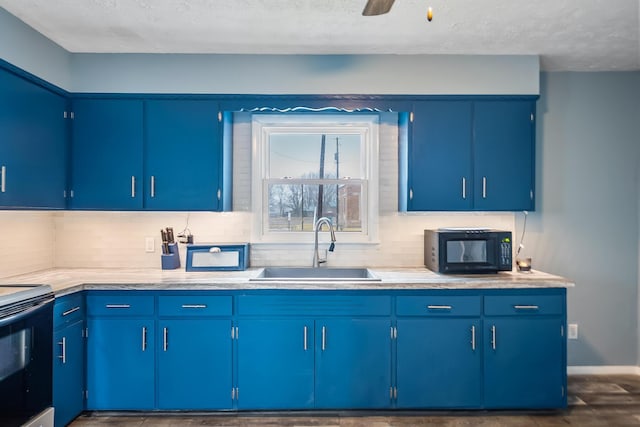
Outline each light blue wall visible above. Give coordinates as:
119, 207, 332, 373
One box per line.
69, 53, 539, 95
0, 8, 71, 89
530, 72, 640, 366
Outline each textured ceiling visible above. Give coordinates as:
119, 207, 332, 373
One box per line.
1, 0, 639, 71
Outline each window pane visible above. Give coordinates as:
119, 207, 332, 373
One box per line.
269, 133, 362, 179
267, 182, 362, 232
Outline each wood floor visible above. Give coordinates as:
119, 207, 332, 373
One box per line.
69, 375, 640, 426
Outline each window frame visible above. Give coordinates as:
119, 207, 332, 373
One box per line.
251, 113, 379, 244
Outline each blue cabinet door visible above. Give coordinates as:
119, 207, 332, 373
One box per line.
86, 318, 154, 409
315, 318, 392, 409
157, 319, 232, 409
409, 101, 473, 211
396, 318, 482, 408
144, 100, 221, 210
484, 317, 565, 408
0, 69, 67, 208
70, 99, 143, 209
473, 100, 535, 211
236, 319, 314, 409
53, 320, 84, 427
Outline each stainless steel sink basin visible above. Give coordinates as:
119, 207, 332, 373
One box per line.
251, 267, 380, 281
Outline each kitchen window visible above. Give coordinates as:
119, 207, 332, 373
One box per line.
251, 114, 379, 243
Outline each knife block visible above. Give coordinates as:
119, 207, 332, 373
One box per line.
161, 243, 181, 270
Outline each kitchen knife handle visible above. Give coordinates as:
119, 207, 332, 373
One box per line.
131, 176, 136, 198
150, 176, 156, 198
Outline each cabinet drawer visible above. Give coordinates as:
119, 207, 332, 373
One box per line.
484, 294, 564, 316
158, 295, 232, 316
54, 293, 85, 327
396, 295, 481, 316
237, 295, 391, 316
87, 294, 155, 316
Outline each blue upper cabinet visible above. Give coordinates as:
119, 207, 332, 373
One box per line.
473, 100, 535, 211
144, 100, 222, 210
407, 97, 536, 212
70, 98, 144, 210
409, 101, 473, 211
0, 68, 68, 208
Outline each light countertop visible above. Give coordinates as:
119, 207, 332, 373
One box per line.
0, 267, 574, 297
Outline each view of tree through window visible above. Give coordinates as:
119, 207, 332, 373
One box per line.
266, 132, 364, 232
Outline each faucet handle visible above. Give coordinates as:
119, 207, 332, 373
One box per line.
328, 242, 335, 252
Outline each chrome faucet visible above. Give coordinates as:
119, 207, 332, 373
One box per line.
312, 217, 336, 268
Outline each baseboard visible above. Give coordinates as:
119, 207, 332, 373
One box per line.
568, 365, 640, 375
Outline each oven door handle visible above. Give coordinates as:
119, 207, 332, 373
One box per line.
0, 299, 53, 328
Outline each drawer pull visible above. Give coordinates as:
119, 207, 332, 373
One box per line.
514, 305, 539, 310
62, 306, 81, 316
491, 325, 497, 350
142, 327, 147, 351
181, 304, 207, 309
105, 304, 131, 309
303, 326, 308, 351
427, 305, 452, 310
58, 337, 66, 364
471, 325, 476, 351
163, 327, 168, 352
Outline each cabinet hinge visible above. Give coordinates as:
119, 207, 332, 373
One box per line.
409, 111, 414, 123
530, 113, 534, 122
389, 387, 398, 400
562, 386, 565, 397
83, 390, 88, 400
561, 325, 564, 337
530, 189, 534, 200
218, 111, 222, 122
83, 327, 88, 339
63, 111, 68, 119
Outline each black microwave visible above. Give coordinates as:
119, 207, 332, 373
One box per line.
425, 229, 513, 274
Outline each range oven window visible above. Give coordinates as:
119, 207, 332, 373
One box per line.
446, 240, 487, 263
0, 296, 53, 427
0, 328, 31, 381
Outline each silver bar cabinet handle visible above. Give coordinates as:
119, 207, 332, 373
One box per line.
105, 304, 131, 309
62, 306, 81, 316
491, 325, 496, 350
514, 305, 540, 310
150, 175, 156, 198
303, 326, 308, 351
462, 177, 466, 199
58, 337, 67, 364
482, 176, 487, 199
181, 304, 207, 309
471, 325, 476, 351
427, 305, 452, 310
163, 327, 168, 352
321, 326, 326, 351
1, 166, 5, 193
131, 176, 136, 198
142, 327, 147, 351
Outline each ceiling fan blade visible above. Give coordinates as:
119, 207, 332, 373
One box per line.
362, 0, 395, 16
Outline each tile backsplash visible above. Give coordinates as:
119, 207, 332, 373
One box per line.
0, 211, 55, 278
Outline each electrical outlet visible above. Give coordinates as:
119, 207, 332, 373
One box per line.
145, 237, 155, 253
568, 323, 578, 340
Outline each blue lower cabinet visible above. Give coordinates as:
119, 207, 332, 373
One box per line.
483, 316, 565, 409
157, 319, 233, 410
53, 320, 84, 427
315, 318, 392, 409
86, 319, 155, 410
236, 319, 315, 410
396, 318, 482, 409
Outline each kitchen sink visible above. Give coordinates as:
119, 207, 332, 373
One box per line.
251, 267, 380, 281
